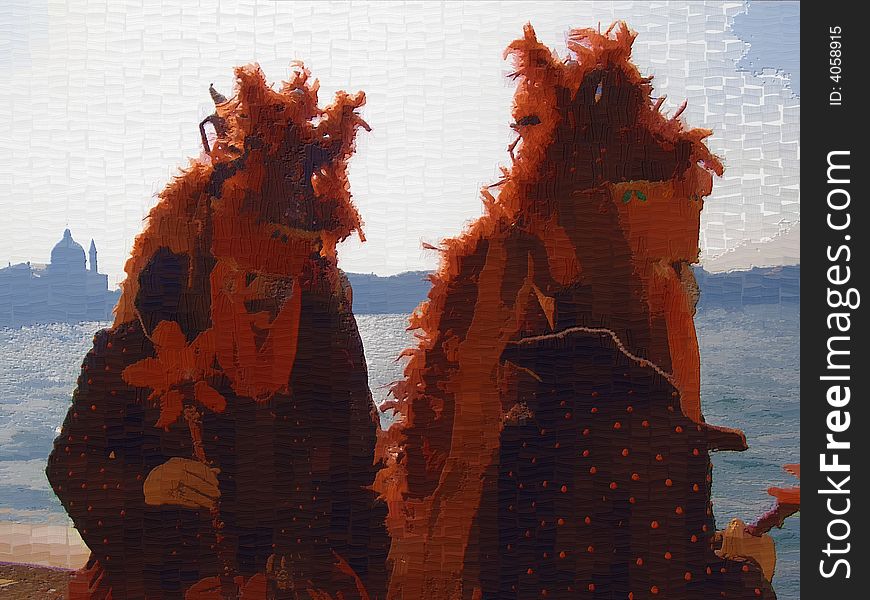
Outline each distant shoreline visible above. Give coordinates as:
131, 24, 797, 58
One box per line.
0, 266, 801, 327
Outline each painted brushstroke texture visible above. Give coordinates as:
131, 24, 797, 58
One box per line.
46, 65, 389, 599
375, 23, 780, 600
0, 1, 800, 282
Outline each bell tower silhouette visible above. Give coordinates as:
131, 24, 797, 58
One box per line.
88, 239, 98, 273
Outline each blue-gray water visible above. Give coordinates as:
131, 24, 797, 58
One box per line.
0, 305, 799, 598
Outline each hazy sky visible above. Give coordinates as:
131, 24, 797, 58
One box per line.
1, 1, 799, 286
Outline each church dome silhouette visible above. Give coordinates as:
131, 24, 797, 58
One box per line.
49, 228, 86, 271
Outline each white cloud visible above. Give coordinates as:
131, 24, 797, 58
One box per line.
0, 1, 799, 284
704, 222, 799, 272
